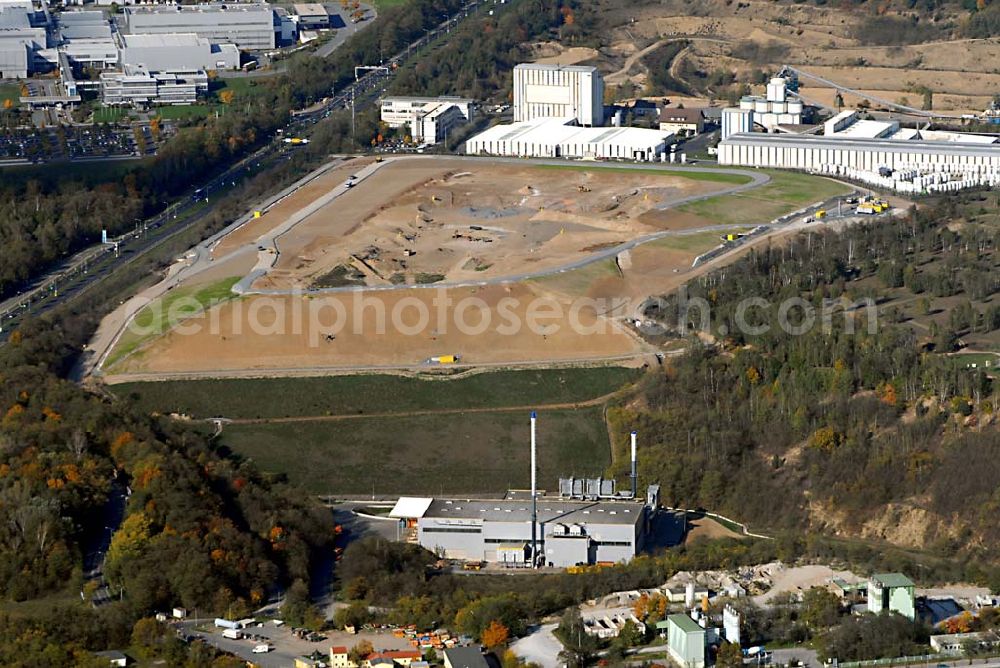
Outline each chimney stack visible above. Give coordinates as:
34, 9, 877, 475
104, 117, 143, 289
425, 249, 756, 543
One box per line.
630, 430, 638, 498
531, 411, 538, 568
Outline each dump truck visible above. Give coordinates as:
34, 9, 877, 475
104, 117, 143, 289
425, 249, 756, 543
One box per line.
430, 354, 458, 364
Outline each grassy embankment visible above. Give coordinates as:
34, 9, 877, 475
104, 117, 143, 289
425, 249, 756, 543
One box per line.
115, 367, 642, 494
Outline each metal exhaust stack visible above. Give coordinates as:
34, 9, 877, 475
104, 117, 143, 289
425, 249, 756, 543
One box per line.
631, 430, 638, 499
531, 411, 538, 569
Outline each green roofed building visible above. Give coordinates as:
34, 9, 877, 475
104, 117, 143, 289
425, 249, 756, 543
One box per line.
867, 573, 916, 620
665, 614, 706, 668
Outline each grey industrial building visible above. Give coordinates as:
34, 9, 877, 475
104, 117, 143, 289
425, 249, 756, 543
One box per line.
123, 4, 276, 50
119, 33, 239, 72
0, 1, 46, 78
392, 481, 659, 568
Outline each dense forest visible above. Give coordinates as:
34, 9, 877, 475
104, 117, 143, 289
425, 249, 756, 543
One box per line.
0, 313, 332, 662
617, 195, 1000, 562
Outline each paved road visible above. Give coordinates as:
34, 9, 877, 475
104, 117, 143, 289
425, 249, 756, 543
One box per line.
512, 623, 562, 668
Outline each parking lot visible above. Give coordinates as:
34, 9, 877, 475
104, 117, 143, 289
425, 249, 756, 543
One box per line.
0, 125, 138, 162
174, 619, 418, 668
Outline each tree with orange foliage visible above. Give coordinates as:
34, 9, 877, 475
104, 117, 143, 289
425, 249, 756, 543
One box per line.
942, 611, 974, 634
481, 620, 510, 648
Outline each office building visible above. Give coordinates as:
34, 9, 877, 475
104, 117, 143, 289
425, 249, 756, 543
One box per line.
100, 64, 207, 106
659, 108, 705, 136
410, 102, 467, 143
513, 63, 604, 126
123, 4, 276, 50
380, 95, 474, 127
293, 3, 328, 29
120, 33, 239, 72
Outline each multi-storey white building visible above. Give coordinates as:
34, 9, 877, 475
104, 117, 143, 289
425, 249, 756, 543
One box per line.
100, 64, 207, 106
513, 63, 604, 127
380, 95, 473, 128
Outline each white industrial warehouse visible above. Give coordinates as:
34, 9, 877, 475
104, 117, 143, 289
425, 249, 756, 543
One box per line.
717, 75, 1000, 194
465, 117, 673, 160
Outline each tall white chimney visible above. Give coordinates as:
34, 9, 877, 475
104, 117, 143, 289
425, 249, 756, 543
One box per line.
630, 430, 638, 498
531, 411, 538, 568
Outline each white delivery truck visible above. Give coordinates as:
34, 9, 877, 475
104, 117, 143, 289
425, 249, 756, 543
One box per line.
222, 628, 242, 640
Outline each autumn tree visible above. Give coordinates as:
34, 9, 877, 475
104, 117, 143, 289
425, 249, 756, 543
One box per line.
349, 640, 374, 665
481, 620, 510, 648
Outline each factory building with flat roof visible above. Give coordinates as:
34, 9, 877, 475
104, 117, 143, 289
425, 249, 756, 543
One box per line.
719, 132, 1000, 194
391, 481, 659, 568
465, 117, 672, 161
120, 33, 240, 72
123, 4, 276, 50
513, 63, 604, 127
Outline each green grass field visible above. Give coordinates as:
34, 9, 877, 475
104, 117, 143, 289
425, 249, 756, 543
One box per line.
0, 83, 20, 109
218, 406, 611, 494
650, 229, 752, 253
105, 277, 240, 369
679, 171, 851, 226
534, 163, 753, 185
93, 106, 129, 124
154, 104, 217, 121
115, 367, 641, 419
949, 352, 999, 368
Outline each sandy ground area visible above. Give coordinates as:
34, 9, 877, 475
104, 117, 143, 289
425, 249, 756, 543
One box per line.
107, 282, 647, 375
685, 516, 743, 543
755, 564, 862, 604
213, 157, 373, 258
530, 42, 599, 65
254, 159, 723, 290
599, 0, 998, 115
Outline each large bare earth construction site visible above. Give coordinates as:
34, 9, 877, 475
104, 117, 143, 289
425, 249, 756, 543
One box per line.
93, 156, 850, 379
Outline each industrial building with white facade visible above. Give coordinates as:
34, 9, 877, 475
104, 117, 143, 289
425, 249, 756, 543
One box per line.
391, 482, 658, 568
466, 117, 673, 161
122, 3, 276, 50
465, 62, 675, 160
513, 63, 604, 127
717, 75, 1000, 194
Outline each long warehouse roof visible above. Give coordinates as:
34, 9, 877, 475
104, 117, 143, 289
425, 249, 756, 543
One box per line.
722, 132, 1000, 156
422, 497, 645, 525
470, 118, 670, 149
